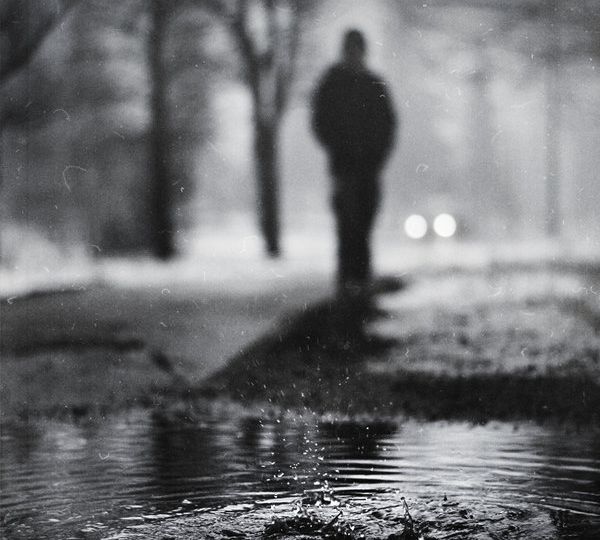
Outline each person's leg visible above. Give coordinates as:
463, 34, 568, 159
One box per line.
354, 217, 370, 284
332, 187, 364, 342
353, 178, 380, 286
331, 165, 379, 292
333, 187, 353, 291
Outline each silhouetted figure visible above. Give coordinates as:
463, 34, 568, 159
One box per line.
312, 29, 397, 297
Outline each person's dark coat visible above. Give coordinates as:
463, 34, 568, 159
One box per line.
312, 63, 397, 177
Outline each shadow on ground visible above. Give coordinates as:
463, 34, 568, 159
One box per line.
201, 275, 600, 425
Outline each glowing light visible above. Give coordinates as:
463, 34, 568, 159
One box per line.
433, 213, 457, 238
404, 214, 428, 239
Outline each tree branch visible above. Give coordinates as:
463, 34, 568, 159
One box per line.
0, 0, 80, 83
229, 0, 259, 91
274, 0, 313, 115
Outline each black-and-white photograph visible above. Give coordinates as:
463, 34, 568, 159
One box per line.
1, 0, 599, 538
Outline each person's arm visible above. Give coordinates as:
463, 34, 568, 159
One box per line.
311, 70, 336, 147
379, 81, 398, 161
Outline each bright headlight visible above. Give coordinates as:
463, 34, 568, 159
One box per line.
433, 213, 457, 238
404, 214, 428, 240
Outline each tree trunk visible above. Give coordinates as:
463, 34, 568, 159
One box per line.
254, 117, 280, 257
148, 0, 174, 259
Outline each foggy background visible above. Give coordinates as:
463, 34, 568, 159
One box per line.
2, 4, 600, 537
1, 0, 599, 270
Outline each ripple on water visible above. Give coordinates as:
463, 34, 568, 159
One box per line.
1, 411, 599, 539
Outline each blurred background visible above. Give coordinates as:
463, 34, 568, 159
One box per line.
2, 5, 600, 537
1, 0, 599, 273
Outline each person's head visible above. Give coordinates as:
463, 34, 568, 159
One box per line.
341, 29, 367, 69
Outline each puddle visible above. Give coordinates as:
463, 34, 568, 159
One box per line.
1, 410, 599, 538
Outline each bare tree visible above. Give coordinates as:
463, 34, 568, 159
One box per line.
147, 0, 215, 259
1, 0, 211, 259
147, 0, 176, 259
205, 0, 313, 256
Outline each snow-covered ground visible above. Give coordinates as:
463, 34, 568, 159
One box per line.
2, 229, 599, 299
371, 268, 600, 377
